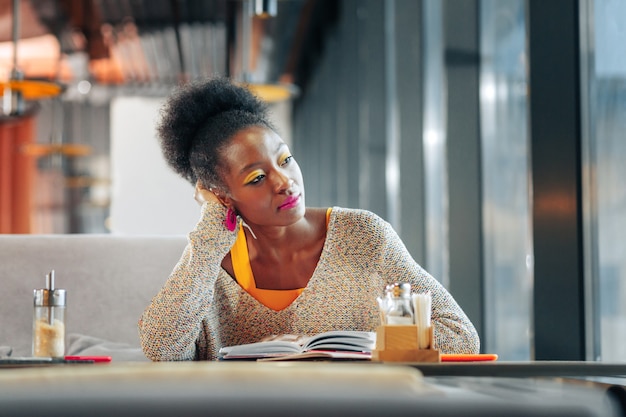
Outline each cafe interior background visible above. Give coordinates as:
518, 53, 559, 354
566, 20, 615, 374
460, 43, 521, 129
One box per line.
0, 0, 624, 363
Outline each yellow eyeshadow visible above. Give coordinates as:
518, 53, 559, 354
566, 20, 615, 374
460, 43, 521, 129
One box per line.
243, 170, 263, 184
279, 152, 291, 163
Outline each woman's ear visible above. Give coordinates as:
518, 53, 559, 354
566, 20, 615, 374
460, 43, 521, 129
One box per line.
214, 193, 229, 207
206, 184, 232, 208
218, 193, 235, 210
194, 180, 226, 206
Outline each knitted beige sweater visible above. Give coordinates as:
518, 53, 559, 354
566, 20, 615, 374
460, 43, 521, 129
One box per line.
138, 202, 480, 360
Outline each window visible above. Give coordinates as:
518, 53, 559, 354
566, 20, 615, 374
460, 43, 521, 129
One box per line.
582, 0, 626, 361
480, 0, 532, 360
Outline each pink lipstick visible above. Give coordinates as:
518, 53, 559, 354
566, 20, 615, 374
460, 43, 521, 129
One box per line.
279, 195, 300, 210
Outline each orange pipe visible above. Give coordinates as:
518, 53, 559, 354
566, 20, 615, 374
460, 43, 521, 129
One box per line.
0, 123, 13, 233
13, 116, 35, 233
0, 116, 36, 233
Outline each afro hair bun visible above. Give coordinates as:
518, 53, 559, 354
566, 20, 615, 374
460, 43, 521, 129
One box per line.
156, 77, 270, 183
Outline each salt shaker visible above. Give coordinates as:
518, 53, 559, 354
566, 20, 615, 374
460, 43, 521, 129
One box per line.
384, 282, 414, 325
33, 270, 66, 357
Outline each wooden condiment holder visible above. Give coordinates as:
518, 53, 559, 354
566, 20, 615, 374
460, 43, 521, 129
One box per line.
371, 324, 441, 362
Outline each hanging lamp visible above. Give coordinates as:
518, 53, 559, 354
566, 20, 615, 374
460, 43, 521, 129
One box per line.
2, 0, 90, 159
237, 0, 297, 103
253, 0, 278, 18
1, 0, 62, 116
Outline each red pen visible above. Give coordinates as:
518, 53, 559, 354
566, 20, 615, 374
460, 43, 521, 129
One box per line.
64, 355, 112, 363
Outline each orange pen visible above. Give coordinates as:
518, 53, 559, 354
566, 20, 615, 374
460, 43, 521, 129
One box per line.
440, 353, 498, 362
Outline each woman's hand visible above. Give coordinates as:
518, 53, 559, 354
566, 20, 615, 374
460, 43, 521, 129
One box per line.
194, 181, 222, 206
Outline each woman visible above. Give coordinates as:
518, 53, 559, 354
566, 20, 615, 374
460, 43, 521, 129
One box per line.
138, 77, 479, 360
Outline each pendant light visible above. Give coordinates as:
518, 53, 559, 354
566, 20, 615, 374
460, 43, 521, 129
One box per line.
237, 0, 297, 103
253, 0, 277, 18
1, 0, 62, 116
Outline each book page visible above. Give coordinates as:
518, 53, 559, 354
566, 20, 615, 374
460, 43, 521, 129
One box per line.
258, 351, 372, 362
303, 331, 376, 352
218, 330, 376, 360
218, 339, 302, 357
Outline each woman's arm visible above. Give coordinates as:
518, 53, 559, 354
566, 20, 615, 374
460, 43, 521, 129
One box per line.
376, 218, 480, 354
138, 202, 236, 361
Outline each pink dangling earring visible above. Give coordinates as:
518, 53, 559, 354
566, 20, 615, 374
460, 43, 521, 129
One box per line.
225, 208, 237, 231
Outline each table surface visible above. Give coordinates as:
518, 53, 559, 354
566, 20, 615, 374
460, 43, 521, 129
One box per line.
3, 358, 626, 377
0, 361, 624, 417
404, 360, 626, 378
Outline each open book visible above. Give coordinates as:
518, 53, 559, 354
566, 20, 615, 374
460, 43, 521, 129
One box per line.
218, 330, 376, 361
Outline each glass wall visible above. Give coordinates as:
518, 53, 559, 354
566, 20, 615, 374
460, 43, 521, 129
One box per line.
479, 0, 532, 360
422, 0, 449, 288
583, 0, 626, 361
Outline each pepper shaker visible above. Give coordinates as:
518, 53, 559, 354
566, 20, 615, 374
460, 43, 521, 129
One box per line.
384, 282, 414, 325
33, 270, 66, 357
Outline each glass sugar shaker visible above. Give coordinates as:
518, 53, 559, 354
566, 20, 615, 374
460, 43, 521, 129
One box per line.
384, 282, 414, 325
33, 270, 67, 357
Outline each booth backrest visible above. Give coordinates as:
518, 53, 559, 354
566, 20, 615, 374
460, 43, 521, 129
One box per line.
0, 234, 188, 357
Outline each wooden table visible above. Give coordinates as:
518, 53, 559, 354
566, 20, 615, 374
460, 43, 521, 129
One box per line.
0, 361, 622, 417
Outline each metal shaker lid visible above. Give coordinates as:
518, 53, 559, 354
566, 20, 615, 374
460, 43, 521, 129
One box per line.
385, 282, 411, 298
33, 270, 66, 307
34, 288, 66, 307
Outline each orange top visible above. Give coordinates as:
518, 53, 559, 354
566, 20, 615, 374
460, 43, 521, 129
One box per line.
230, 208, 332, 311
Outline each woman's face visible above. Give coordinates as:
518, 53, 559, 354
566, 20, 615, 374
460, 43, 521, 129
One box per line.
219, 126, 305, 227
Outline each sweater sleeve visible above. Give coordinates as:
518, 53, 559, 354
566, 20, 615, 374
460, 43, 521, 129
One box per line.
376, 216, 480, 354
138, 202, 237, 361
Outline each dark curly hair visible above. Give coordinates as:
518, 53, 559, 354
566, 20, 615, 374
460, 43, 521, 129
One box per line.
156, 77, 275, 190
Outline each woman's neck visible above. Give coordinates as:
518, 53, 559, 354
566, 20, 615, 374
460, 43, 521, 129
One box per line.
245, 208, 326, 263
